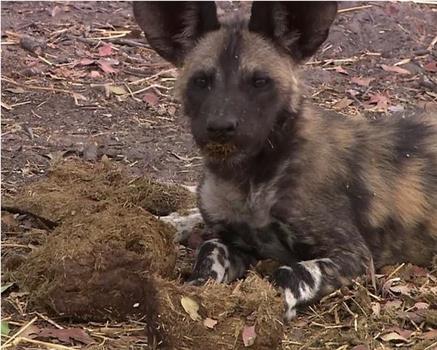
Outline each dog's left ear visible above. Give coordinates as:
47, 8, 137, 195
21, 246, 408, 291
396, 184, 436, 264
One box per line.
133, 1, 220, 66
249, 1, 337, 62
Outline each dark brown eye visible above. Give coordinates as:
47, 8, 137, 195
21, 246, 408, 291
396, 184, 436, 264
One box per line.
252, 77, 270, 88
193, 76, 208, 88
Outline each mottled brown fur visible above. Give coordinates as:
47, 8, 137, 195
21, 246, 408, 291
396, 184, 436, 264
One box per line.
134, 1, 436, 321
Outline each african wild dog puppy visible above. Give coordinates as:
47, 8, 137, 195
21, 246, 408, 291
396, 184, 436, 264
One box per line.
134, 2, 437, 320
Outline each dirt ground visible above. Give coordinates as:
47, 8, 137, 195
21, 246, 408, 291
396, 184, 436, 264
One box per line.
1, 1, 437, 350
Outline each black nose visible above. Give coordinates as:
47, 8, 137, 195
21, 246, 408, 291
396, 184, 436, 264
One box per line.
206, 119, 237, 139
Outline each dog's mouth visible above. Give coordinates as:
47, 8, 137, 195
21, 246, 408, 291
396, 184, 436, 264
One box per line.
201, 142, 238, 160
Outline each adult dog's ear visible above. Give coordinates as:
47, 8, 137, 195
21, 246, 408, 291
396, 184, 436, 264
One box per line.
133, 2, 220, 66
249, 2, 337, 62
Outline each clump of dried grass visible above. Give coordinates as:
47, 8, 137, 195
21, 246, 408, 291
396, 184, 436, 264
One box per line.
3, 159, 195, 223
8, 205, 176, 321
146, 273, 284, 350
203, 142, 237, 159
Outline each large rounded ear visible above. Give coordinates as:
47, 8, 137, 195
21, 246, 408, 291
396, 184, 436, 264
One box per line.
133, 2, 220, 66
249, 2, 337, 62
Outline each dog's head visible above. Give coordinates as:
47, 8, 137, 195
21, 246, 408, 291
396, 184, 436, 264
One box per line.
134, 2, 337, 164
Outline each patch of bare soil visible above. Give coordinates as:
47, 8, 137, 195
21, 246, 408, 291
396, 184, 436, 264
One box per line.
2, 1, 437, 349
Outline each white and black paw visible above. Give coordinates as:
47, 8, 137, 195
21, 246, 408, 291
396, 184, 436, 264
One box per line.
187, 239, 231, 285
272, 261, 324, 321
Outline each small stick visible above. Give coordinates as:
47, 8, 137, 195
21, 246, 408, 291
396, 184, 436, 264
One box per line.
306, 57, 358, 65
1, 77, 83, 99
123, 84, 171, 97
1, 244, 31, 248
427, 34, 437, 51
369, 256, 377, 291
34, 312, 64, 329
87, 33, 129, 40
123, 82, 141, 102
338, 5, 373, 14
394, 58, 411, 66
37, 55, 54, 66
128, 68, 177, 86
424, 342, 437, 350
386, 263, 405, 280
11, 337, 77, 350
10, 101, 31, 108
1, 101, 12, 110
110, 38, 150, 48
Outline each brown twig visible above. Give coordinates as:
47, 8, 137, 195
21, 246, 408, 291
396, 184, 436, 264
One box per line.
1, 77, 86, 100
338, 5, 373, 14
427, 34, 437, 51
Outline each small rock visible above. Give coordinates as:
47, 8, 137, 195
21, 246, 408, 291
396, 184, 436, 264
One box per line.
19, 35, 46, 55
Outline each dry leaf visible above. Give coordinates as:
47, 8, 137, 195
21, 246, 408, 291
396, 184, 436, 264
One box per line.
79, 58, 95, 66
410, 265, 428, 277
333, 97, 353, 110
108, 85, 127, 95
351, 76, 374, 87
421, 329, 437, 340
397, 310, 425, 323
368, 93, 390, 111
37, 328, 94, 345
371, 302, 381, 318
180, 296, 201, 321
98, 60, 118, 74
351, 346, 369, 350
424, 61, 437, 73
143, 92, 159, 106
334, 66, 349, 75
98, 44, 113, 57
388, 105, 404, 113
242, 325, 256, 347
389, 284, 412, 295
381, 64, 411, 75
5, 87, 26, 94
414, 302, 429, 310
384, 300, 402, 310
380, 332, 408, 343
89, 70, 101, 79
203, 318, 218, 329
386, 327, 413, 339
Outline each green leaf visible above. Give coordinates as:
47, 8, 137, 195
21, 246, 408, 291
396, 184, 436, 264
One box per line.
1, 320, 10, 336
1, 283, 14, 294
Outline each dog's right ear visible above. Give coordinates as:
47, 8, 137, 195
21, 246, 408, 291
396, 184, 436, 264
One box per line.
249, 2, 337, 62
133, 2, 220, 66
